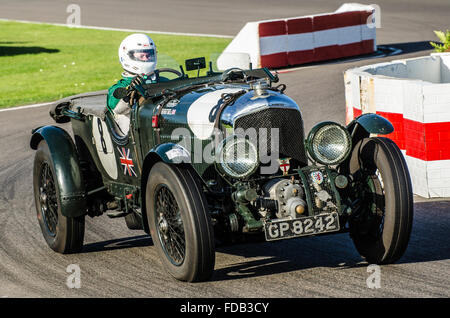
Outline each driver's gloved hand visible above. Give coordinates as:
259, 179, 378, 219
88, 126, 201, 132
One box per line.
130, 75, 145, 88
122, 91, 132, 104
129, 75, 146, 97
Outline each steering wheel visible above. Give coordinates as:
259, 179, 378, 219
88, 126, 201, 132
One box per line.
149, 68, 183, 79
113, 68, 184, 100
221, 68, 245, 82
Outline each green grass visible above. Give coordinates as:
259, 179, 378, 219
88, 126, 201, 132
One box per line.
0, 21, 231, 108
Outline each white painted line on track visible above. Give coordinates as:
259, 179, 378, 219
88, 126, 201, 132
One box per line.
0, 102, 53, 113
0, 18, 234, 39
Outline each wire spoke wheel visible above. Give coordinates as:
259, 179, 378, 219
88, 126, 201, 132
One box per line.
33, 140, 85, 254
146, 162, 215, 282
154, 185, 186, 266
370, 169, 386, 237
356, 166, 386, 240
348, 137, 413, 264
38, 162, 59, 236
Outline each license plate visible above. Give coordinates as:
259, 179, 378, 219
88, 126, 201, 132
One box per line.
264, 212, 340, 241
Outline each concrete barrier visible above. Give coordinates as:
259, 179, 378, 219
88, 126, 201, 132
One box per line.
217, 3, 376, 70
345, 53, 450, 198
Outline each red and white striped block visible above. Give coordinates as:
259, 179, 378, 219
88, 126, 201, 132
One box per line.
259, 10, 376, 68
217, 3, 376, 70
345, 53, 450, 198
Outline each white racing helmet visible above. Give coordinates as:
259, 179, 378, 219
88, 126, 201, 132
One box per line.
118, 33, 157, 75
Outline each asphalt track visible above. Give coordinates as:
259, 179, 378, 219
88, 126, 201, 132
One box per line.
0, 0, 449, 298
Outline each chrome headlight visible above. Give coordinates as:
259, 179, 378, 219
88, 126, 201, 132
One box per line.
216, 135, 258, 179
306, 122, 351, 165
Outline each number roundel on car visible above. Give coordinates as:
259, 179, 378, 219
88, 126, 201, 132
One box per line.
92, 117, 118, 180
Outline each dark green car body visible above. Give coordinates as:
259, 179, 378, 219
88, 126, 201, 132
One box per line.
30, 61, 399, 249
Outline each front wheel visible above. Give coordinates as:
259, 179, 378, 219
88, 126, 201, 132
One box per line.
348, 137, 413, 264
145, 162, 215, 282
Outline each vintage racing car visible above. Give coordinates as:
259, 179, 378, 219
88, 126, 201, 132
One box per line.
30, 57, 414, 282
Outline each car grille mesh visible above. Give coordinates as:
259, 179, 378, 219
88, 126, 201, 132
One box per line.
233, 108, 307, 166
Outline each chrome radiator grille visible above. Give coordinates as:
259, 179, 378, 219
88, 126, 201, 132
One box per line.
233, 108, 307, 166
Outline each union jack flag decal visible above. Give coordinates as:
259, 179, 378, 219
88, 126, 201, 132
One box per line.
117, 147, 137, 177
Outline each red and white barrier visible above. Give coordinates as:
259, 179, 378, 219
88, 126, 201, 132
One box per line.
217, 3, 376, 70
345, 53, 450, 198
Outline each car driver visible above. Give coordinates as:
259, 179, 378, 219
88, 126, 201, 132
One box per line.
107, 33, 161, 135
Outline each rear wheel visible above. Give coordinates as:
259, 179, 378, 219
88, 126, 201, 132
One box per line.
145, 162, 215, 282
33, 140, 85, 253
348, 137, 413, 264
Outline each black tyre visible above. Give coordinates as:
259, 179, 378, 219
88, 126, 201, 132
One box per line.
348, 137, 413, 264
33, 140, 85, 253
125, 212, 143, 230
145, 162, 215, 282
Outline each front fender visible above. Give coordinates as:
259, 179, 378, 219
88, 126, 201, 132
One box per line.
347, 113, 394, 137
30, 125, 87, 218
340, 113, 394, 175
150, 143, 191, 164
140, 143, 191, 234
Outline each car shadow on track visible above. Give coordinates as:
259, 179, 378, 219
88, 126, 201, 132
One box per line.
75, 201, 449, 281
211, 233, 366, 282
211, 200, 450, 282
81, 234, 153, 253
